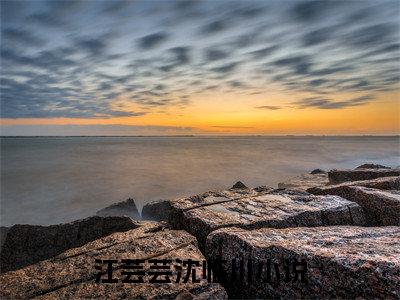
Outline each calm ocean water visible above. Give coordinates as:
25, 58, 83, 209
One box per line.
1, 136, 399, 226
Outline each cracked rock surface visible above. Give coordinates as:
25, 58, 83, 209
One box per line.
309, 185, 400, 226
0, 222, 227, 299
206, 226, 400, 299
168, 189, 365, 248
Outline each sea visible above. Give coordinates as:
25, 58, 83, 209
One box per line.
1, 136, 399, 226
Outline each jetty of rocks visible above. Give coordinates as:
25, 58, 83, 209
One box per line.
1, 163, 399, 299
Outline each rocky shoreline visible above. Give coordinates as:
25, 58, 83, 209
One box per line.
1, 163, 399, 299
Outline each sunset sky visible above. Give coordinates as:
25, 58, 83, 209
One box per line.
1, 0, 399, 135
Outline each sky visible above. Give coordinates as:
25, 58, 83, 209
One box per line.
1, 0, 399, 135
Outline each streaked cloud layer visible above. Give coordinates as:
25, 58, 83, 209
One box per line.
0, 0, 399, 132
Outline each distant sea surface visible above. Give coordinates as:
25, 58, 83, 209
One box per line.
1, 136, 399, 226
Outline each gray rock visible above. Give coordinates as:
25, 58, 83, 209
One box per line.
278, 172, 329, 191
96, 198, 140, 219
230, 181, 248, 189
141, 199, 172, 221
310, 168, 326, 174
328, 168, 400, 184
206, 226, 400, 299
0, 222, 227, 299
355, 163, 391, 169
308, 185, 400, 225
0, 216, 140, 273
168, 188, 365, 249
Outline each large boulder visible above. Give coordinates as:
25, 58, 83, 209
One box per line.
328, 168, 400, 184
168, 188, 365, 249
308, 185, 400, 225
0, 222, 227, 299
0, 216, 140, 273
206, 226, 400, 299
96, 198, 140, 220
278, 173, 328, 191
141, 199, 172, 221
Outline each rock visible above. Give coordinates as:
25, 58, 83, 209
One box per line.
310, 168, 326, 174
206, 226, 400, 299
0, 222, 227, 299
278, 173, 328, 191
0, 226, 9, 249
96, 198, 140, 219
328, 168, 400, 184
308, 176, 400, 193
168, 189, 365, 249
0, 216, 140, 273
308, 185, 400, 225
231, 181, 248, 189
355, 163, 391, 169
141, 199, 172, 221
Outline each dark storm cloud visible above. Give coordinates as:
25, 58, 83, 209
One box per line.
293, 95, 374, 109
137, 32, 169, 49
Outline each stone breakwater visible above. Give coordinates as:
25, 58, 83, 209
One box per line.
0, 163, 399, 299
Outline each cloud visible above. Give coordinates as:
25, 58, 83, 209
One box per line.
293, 95, 374, 109
291, 0, 336, 22
249, 46, 278, 59
75, 37, 108, 56
137, 32, 169, 49
2, 28, 46, 47
1, 0, 399, 120
255, 105, 282, 110
200, 19, 227, 35
211, 126, 254, 129
211, 62, 238, 73
204, 48, 228, 61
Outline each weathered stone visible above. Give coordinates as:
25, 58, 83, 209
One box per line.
309, 185, 400, 225
231, 181, 248, 189
168, 189, 365, 248
141, 199, 172, 221
308, 176, 400, 193
310, 168, 326, 174
0, 222, 227, 299
96, 198, 140, 219
355, 163, 391, 169
206, 226, 400, 299
0, 216, 140, 273
328, 168, 400, 184
277, 173, 329, 191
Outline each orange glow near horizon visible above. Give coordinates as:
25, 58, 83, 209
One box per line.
1, 90, 399, 135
